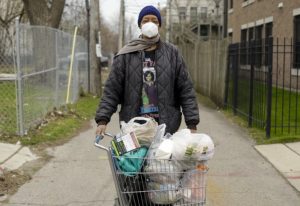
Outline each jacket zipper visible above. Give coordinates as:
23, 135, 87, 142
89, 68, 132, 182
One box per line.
137, 51, 144, 115
154, 48, 161, 123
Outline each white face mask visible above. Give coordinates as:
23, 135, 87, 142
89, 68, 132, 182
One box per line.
141, 22, 159, 38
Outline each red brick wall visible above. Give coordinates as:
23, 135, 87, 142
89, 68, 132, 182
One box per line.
228, 0, 300, 42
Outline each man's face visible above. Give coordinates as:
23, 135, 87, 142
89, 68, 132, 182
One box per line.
140, 14, 159, 27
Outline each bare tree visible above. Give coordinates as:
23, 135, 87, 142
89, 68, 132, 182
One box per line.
0, 0, 24, 26
19, 0, 65, 74
100, 22, 118, 56
22, 0, 65, 28
0, 0, 24, 68
60, 0, 88, 37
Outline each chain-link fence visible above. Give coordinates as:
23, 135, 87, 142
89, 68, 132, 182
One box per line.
0, 19, 17, 135
0, 20, 88, 136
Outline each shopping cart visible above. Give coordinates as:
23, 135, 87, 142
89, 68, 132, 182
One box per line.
95, 133, 208, 206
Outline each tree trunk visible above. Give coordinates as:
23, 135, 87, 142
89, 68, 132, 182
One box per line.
89, 0, 101, 96
22, 0, 65, 28
22, 0, 65, 73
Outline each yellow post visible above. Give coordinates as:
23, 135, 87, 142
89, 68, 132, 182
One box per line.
66, 26, 78, 104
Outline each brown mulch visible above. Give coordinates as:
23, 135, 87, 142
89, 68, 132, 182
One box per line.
0, 170, 31, 196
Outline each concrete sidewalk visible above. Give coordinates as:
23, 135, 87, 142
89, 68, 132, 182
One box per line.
255, 142, 300, 192
0, 142, 38, 172
0, 100, 300, 205
2, 119, 300, 192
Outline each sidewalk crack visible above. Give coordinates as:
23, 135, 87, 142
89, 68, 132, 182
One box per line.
0, 146, 23, 165
284, 144, 300, 156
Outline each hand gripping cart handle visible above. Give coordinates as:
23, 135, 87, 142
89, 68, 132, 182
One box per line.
94, 133, 124, 206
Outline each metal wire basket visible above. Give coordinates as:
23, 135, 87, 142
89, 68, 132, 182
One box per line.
95, 133, 208, 206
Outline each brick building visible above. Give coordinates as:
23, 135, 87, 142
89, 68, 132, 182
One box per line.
228, 0, 300, 77
167, 0, 224, 40
228, 0, 300, 42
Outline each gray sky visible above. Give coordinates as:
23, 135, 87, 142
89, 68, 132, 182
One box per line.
100, 0, 167, 35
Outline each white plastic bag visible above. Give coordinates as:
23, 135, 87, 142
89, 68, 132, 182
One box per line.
155, 139, 174, 159
147, 182, 182, 204
146, 124, 167, 159
120, 117, 158, 147
171, 130, 214, 161
144, 159, 182, 183
181, 169, 207, 203
145, 124, 181, 183
171, 130, 214, 170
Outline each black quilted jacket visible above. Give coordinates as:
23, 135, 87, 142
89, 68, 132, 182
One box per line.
95, 40, 199, 134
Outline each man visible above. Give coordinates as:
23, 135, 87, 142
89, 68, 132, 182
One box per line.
95, 5, 199, 136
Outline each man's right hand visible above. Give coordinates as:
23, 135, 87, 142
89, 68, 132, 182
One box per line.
96, 124, 107, 136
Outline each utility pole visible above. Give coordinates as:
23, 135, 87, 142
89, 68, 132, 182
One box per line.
128, 23, 132, 42
223, 0, 228, 38
166, 0, 171, 42
90, 0, 101, 96
118, 0, 125, 51
85, 0, 90, 93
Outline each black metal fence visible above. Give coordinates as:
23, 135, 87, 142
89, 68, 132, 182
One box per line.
225, 38, 300, 137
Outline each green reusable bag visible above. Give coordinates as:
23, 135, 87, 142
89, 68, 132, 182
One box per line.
117, 147, 148, 176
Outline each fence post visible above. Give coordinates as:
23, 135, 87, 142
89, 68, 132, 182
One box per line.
266, 37, 273, 138
55, 31, 59, 107
248, 40, 254, 127
224, 43, 230, 107
233, 44, 239, 115
15, 17, 25, 136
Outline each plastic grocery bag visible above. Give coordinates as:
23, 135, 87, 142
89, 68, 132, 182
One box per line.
181, 168, 207, 203
147, 182, 182, 205
146, 124, 167, 159
171, 130, 214, 169
121, 117, 158, 147
144, 159, 182, 183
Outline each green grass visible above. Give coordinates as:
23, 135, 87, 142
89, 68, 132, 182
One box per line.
0, 81, 17, 134
1, 94, 100, 146
226, 77, 300, 143
223, 107, 300, 144
0, 69, 108, 145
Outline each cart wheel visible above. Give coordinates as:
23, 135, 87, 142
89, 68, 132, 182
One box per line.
114, 198, 120, 206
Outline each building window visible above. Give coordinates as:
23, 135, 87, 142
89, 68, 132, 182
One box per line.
248, 27, 254, 41
241, 29, 248, 65
254, 25, 263, 67
179, 7, 186, 22
228, 32, 233, 43
200, 7, 208, 19
190, 7, 197, 22
200, 25, 209, 36
264, 22, 273, 66
265, 22, 273, 38
241, 29, 247, 42
255, 25, 263, 40
247, 27, 254, 65
229, 0, 233, 9
294, 15, 300, 68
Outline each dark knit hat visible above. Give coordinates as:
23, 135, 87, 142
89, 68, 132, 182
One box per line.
138, 5, 161, 27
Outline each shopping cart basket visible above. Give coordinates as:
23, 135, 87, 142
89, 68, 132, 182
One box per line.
95, 133, 208, 206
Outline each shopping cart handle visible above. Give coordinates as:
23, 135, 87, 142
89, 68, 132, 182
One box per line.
94, 133, 114, 151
